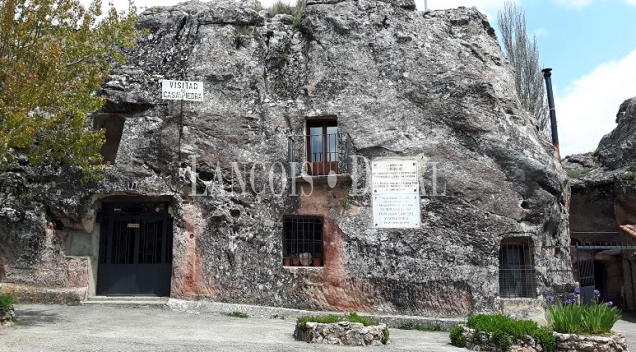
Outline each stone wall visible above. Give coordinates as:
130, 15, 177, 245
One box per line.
459, 326, 628, 352
0, 0, 571, 316
294, 321, 388, 346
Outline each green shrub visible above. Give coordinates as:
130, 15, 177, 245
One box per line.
296, 314, 342, 330
268, 0, 294, 16
463, 314, 556, 352
398, 323, 445, 332
620, 171, 636, 181
381, 327, 390, 345
0, 294, 14, 310
345, 312, 378, 326
548, 302, 585, 333
234, 25, 253, 36
252, 0, 264, 11
567, 169, 590, 179
268, 0, 306, 29
581, 302, 622, 334
449, 324, 466, 347
547, 289, 621, 335
225, 311, 249, 318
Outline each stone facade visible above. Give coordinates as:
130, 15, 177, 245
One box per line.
294, 321, 388, 346
0, 0, 570, 317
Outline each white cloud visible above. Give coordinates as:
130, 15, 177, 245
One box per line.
533, 27, 548, 38
556, 49, 636, 156
553, 0, 594, 7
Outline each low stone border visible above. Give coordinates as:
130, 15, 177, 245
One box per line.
554, 332, 628, 352
0, 306, 15, 327
294, 321, 389, 346
459, 326, 628, 352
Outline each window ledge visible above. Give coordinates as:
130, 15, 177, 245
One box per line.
283, 266, 324, 270
292, 174, 351, 184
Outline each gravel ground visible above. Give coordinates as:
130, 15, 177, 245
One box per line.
0, 304, 465, 352
0, 305, 634, 352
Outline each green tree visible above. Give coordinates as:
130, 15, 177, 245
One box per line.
0, 0, 138, 179
497, 1, 549, 134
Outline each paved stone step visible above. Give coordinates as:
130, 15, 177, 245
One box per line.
83, 296, 169, 308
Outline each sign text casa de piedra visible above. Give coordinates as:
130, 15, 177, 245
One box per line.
161, 80, 204, 101
372, 159, 421, 228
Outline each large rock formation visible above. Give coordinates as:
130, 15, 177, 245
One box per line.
0, 0, 570, 317
563, 96, 636, 236
563, 97, 636, 310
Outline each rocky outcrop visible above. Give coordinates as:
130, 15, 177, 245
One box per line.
563, 97, 636, 240
0, 0, 569, 315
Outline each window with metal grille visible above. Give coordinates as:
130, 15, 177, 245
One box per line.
499, 238, 536, 298
282, 217, 323, 266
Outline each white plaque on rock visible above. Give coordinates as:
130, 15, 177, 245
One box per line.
372, 159, 421, 228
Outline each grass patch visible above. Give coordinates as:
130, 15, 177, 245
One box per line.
225, 311, 249, 318
234, 25, 253, 36
0, 294, 14, 310
398, 323, 446, 332
567, 168, 590, 179
449, 314, 556, 352
252, 0, 264, 11
381, 326, 390, 344
268, 0, 306, 29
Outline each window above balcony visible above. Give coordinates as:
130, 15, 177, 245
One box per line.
287, 119, 352, 180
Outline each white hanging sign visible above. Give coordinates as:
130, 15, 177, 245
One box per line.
161, 80, 204, 101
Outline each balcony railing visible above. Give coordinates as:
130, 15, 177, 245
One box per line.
287, 132, 352, 178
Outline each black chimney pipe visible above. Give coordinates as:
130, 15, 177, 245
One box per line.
542, 68, 560, 152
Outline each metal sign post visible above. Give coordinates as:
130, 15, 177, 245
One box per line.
161, 80, 204, 161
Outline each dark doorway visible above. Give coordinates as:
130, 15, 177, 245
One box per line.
594, 261, 607, 301
97, 202, 173, 296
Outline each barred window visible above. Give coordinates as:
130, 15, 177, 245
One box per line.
282, 217, 323, 267
499, 238, 536, 298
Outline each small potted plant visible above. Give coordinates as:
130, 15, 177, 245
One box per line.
312, 252, 323, 267
299, 252, 312, 266
283, 254, 292, 266
291, 253, 301, 266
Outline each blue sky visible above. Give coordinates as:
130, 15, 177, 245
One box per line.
98, 0, 636, 157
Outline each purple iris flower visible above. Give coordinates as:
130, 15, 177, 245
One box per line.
547, 295, 554, 302
606, 301, 613, 307
573, 288, 580, 296
593, 289, 600, 297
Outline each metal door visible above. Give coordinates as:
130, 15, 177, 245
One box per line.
575, 246, 595, 303
97, 202, 173, 296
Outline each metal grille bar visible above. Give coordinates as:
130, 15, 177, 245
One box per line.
282, 217, 323, 265
499, 238, 537, 298
288, 133, 352, 178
